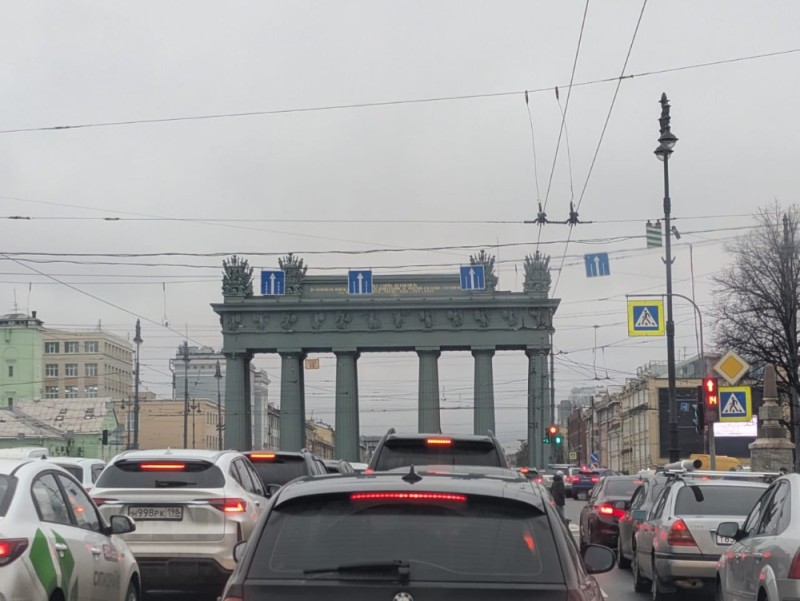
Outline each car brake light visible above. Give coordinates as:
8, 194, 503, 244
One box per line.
248, 453, 276, 461
667, 519, 697, 547
535, 477, 543, 484
364, 468, 374, 474
0, 539, 29, 566
597, 503, 625, 519
350, 492, 466, 503
591, 477, 599, 483
204, 498, 247, 513
425, 437, 453, 446
139, 463, 186, 471
789, 550, 800, 579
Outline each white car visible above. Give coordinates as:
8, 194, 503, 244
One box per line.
0, 457, 140, 601
91, 448, 269, 597
47, 457, 106, 492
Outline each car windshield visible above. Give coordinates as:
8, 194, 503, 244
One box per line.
251, 493, 563, 584
0, 475, 14, 516
251, 456, 309, 486
675, 485, 766, 516
374, 440, 502, 470
605, 478, 642, 498
94, 460, 225, 488
53, 464, 83, 481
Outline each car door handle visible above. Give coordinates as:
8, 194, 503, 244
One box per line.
54, 543, 68, 552
91, 547, 103, 556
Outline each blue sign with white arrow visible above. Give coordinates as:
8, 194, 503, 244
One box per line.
460, 264, 486, 291
348, 270, 373, 295
590, 452, 600, 464
584, 253, 610, 277
260, 270, 286, 296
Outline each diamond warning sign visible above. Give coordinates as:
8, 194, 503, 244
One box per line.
719, 386, 752, 423
627, 299, 665, 337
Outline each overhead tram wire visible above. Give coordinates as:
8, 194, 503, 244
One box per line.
1, 48, 797, 136
524, 90, 542, 208
552, 0, 649, 295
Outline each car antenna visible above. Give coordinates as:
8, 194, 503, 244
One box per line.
402, 465, 423, 484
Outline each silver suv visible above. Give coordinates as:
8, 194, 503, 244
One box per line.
91, 448, 269, 596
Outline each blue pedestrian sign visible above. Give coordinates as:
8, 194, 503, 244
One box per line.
260, 270, 286, 296
584, 253, 610, 277
460, 264, 486, 291
348, 270, 373, 295
719, 386, 752, 422
627, 299, 665, 337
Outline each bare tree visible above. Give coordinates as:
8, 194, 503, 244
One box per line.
712, 203, 800, 461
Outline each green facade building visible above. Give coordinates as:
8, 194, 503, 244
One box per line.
0, 312, 44, 408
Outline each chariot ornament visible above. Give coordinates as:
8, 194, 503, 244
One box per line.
222, 255, 253, 297
469, 249, 498, 291
523, 251, 551, 297
278, 253, 308, 295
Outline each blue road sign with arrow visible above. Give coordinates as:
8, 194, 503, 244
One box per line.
590, 452, 600, 464
460, 264, 486, 290
260, 270, 286, 295
348, 270, 373, 295
584, 253, 610, 277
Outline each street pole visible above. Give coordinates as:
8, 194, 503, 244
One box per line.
183, 341, 190, 448
132, 319, 143, 450
655, 92, 680, 463
215, 360, 223, 451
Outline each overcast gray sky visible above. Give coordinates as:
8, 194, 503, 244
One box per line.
2, 1, 799, 449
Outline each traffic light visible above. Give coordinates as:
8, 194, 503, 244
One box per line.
703, 377, 719, 408
548, 424, 558, 436
554, 433, 563, 445
543, 435, 551, 444
694, 386, 706, 434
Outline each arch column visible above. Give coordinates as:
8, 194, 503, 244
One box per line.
334, 350, 360, 461
418, 349, 441, 433
472, 348, 495, 435
224, 352, 252, 450
526, 348, 549, 467
279, 350, 306, 451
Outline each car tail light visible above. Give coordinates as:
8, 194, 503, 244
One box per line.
535, 477, 543, 484
364, 468, 375, 474
204, 498, 247, 513
91, 498, 118, 506
591, 477, 600, 483
0, 539, 28, 566
139, 463, 186, 471
597, 503, 625, 519
425, 437, 453, 446
248, 453, 276, 461
350, 492, 466, 503
788, 550, 800, 579
667, 519, 697, 547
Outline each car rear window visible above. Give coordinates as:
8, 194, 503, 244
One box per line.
53, 464, 83, 481
605, 479, 642, 497
0, 475, 16, 516
373, 440, 502, 470
94, 460, 225, 488
675, 485, 766, 516
251, 493, 563, 584
249, 455, 310, 486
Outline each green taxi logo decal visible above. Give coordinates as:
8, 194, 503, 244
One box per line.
53, 531, 77, 601
29, 529, 57, 596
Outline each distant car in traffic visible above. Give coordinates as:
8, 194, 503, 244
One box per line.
219, 466, 615, 601
47, 456, 106, 492
579, 475, 642, 553
323, 459, 355, 474
244, 449, 327, 491
572, 468, 601, 500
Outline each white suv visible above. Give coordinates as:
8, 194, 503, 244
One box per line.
91, 448, 269, 597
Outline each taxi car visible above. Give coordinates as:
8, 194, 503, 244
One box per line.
47, 457, 107, 492
0, 458, 140, 601
220, 466, 615, 601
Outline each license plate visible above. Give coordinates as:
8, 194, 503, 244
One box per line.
128, 506, 183, 521
716, 535, 736, 545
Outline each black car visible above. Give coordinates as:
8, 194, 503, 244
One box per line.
244, 449, 326, 490
578, 475, 642, 552
616, 473, 666, 569
220, 467, 616, 601
367, 428, 509, 471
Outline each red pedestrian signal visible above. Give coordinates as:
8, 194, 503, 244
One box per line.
703, 377, 719, 407
548, 424, 558, 436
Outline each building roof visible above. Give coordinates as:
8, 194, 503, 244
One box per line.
12, 398, 115, 435
0, 410, 59, 440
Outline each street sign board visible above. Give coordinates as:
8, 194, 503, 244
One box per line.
719, 386, 752, 422
584, 253, 610, 278
260, 270, 286, 296
568, 451, 578, 461
714, 350, 750, 385
459, 265, 486, 290
304, 358, 320, 370
590, 452, 599, 464
627, 299, 665, 337
348, 270, 373, 295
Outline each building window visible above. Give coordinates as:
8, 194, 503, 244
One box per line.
7, 365, 12, 378
85, 385, 98, 398
85, 363, 98, 377
65, 386, 79, 399
65, 364, 78, 377
45, 386, 59, 399
45, 342, 59, 354
45, 364, 59, 377
65, 342, 79, 353
84, 341, 98, 353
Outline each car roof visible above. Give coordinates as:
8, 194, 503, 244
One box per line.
110, 448, 235, 462
387, 464, 523, 480
274, 469, 546, 511
47, 457, 105, 466
671, 477, 770, 488
0, 457, 37, 474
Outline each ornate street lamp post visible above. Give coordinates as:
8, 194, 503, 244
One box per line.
655, 93, 680, 463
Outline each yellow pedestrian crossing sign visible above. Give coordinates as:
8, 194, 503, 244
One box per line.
719, 386, 752, 422
627, 299, 665, 337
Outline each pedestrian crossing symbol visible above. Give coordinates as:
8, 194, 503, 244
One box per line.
627, 299, 665, 337
719, 386, 752, 422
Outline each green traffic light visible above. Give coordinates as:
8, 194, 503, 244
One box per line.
543, 436, 551, 444
554, 435, 563, 445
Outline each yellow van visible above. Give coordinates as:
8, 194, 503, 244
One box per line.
690, 453, 743, 471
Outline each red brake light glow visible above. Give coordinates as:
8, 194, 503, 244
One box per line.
667, 519, 697, 547
350, 492, 466, 503
248, 453, 276, 460
205, 498, 247, 513
425, 437, 453, 446
139, 463, 186, 471
591, 477, 600, 483
0, 539, 29, 566
597, 503, 625, 519
789, 550, 800, 579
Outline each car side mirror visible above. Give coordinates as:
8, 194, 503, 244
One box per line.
631, 509, 647, 521
110, 515, 136, 535
264, 484, 281, 498
717, 521, 743, 541
582, 544, 615, 574
233, 541, 247, 563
